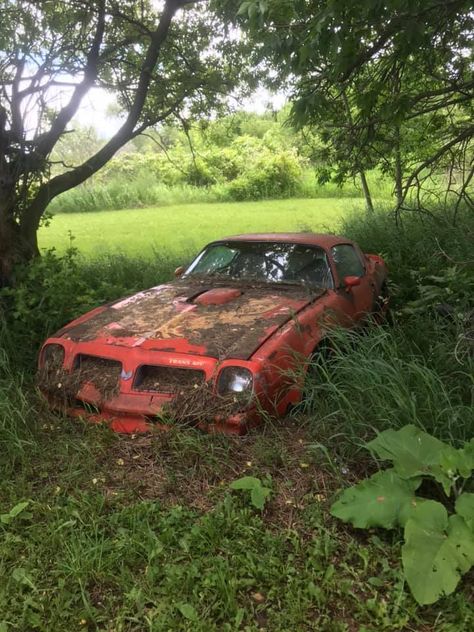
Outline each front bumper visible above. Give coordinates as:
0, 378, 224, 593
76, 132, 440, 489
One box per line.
39, 338, 267, 435
46, 391, 260, 435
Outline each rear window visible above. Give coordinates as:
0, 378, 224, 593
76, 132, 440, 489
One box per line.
331, 244, 365, 280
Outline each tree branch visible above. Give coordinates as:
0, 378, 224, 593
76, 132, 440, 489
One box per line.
400, 125, 474, 205
23, 0, 182, 237
35, 0, 106, 158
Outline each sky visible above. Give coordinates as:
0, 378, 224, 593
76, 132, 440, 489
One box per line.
75, 86, 287, 139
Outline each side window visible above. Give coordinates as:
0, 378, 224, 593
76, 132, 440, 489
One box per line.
331, 244, 365, 282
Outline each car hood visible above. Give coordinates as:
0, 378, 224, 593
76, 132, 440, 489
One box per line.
56, 280, 325, 360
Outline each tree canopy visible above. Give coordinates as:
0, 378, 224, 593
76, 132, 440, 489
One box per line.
0, 0, 253, 282
218, 0, 474, 213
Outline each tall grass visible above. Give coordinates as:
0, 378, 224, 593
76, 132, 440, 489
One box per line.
49, 177, 226, 214
340, 205, 474, 305
2, 205, 473, 460
49, 169, 393, 214
1, 205, 473, 631
301, 208, 474, 452
302, 323, 473, 452
0, 323, 37, 466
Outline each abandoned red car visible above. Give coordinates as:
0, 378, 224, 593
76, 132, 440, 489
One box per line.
38, 233, 388, 434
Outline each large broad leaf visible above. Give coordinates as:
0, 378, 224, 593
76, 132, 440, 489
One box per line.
455, 439, 474, 478
402, 501, 474, 605
367, 425, 458, 494
177, 603, 198, 622
0, 501, 30, 525
230, 476, 271, 510
330, 469, 421, 529
456, 493, 474, 532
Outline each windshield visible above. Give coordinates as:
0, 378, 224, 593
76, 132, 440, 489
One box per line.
184, 241, 334, 288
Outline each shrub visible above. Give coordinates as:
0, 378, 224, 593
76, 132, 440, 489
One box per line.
226, 148, 302, 201
331, 425, 474, 605
0, 248, 181, 366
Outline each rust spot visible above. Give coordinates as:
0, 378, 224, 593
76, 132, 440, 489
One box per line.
60, 281, 324, 360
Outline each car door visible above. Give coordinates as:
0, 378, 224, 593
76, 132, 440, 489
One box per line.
330, 243, 375, 321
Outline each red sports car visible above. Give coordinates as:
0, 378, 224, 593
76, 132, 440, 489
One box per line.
38, 233, 388, 434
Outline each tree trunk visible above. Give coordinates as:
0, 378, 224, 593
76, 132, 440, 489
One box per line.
394, 126, 404, 208
0, 199, 40, 287
341, 90, 374, 215
0, 0, 179, 286
359, 170, 374, 214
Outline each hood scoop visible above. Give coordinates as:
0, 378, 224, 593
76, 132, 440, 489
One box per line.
193, 287, 242, 306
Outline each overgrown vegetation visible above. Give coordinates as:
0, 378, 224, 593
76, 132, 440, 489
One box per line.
49, 112, 393, 214
224, 1, 474, 214
1, 206, 473, 629
1, 0, 473, 626
331, 425, 474, 605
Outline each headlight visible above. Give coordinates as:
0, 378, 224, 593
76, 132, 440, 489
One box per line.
217, 367, 253, 397
41, 344, 65, 370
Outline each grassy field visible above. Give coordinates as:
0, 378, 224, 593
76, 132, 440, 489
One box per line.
39, 198, 364, 257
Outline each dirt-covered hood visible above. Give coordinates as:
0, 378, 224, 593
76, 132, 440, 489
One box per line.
56, 280, 324, 360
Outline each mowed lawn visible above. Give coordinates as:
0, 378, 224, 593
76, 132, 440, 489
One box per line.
39, 198, 364, 257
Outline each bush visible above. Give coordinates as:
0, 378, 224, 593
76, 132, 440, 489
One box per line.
0, 248, 181, 366
49, 135, 309, 212
226, 149, 302, 201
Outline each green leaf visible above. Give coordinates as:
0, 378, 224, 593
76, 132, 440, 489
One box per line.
456, 439, 474, 478
367, 425, 457, 494
12, 567, 35, 589
177, 603, 198, 622
237, 2, 250, 17
1, 501, 30, 525
330, 469, 421, 529
402, 501, 474, 605
456, 493, 474, 532
250, 485, 271, 510
230, 476, 271, 510
230, 476, 262, 491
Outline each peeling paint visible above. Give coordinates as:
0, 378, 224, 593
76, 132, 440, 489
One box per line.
60, 281, 322, 360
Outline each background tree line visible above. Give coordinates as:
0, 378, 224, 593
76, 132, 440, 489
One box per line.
219, 0, 474, 216
47, 109, 393, 213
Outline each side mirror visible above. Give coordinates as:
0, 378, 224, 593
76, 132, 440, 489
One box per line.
344, 275, 361, 290
174, 266, 185, 278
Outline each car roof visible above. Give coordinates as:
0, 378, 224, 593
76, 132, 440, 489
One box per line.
216, 232, 354, 250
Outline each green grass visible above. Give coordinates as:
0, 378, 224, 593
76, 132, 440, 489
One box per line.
1, 413, 472, 631
39, 198, 364, 257
46, 166, 393, 215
